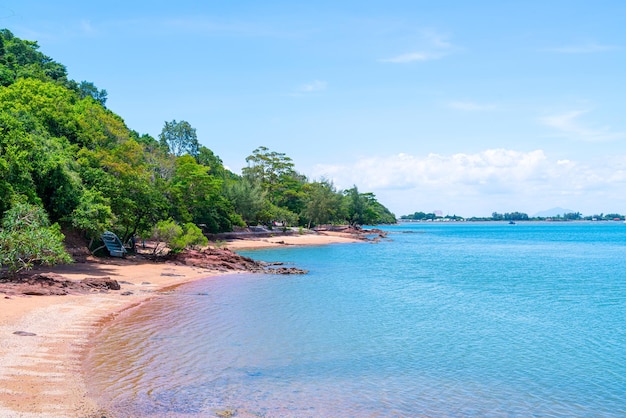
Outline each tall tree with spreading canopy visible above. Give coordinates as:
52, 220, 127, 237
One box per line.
242, 146, 307, 225
159, 120, 199, 157
302, 179, 345, 228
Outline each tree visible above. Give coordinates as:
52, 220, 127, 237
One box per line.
343, 186, 395, 226
169, 155, 240, 233
242, 146, 307, 224
77, 80, 107, 107
344, 186, 368, 226
159, 120, 199, 157
77, 140, 168, 244
302, 179, 344, 228
225, 177, 267, 226
563, 212, 582, 220
491, 212, 504, 221
70, 189, 115, 248
504, 212, 529, 221
0, 201, 72, 275
243, 146, 298, 199
196, 146, 226, 177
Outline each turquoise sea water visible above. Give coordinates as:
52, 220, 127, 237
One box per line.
86, 222, 626, 417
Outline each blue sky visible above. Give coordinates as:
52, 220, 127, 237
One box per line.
2, 1, 625, 217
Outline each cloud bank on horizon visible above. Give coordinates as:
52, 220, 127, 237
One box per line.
2, 1, 625, 217
312, 149, 626, 217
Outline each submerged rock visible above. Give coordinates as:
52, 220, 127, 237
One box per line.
267, 267, 308, 275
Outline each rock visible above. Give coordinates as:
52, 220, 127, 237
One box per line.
266, 267, 308, 275
121, 291, 133, 296
170, 248, 266, 273
0, 273, 78, 296
13, 331, 37, 336
81, 276, 121, 290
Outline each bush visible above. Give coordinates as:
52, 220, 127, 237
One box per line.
151, 220, 208, 255
0, 201, 72, 275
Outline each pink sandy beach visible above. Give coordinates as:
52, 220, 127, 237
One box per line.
0, 232, 360, 417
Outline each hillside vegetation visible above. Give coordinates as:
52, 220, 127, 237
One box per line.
0, 29, 395, 271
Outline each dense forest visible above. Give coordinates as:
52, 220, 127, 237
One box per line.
0, 29, 395, 272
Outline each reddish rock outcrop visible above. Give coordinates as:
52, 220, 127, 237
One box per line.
169, 248, 308, 275
0, 273, 121, 296
0, 247, 307, 297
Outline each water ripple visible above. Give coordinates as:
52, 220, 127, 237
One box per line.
85, 224, 626, 417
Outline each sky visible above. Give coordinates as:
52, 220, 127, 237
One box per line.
1, 1, 625, 217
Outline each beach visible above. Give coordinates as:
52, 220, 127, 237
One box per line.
0, 232, 361, 417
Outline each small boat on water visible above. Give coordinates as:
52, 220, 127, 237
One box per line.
509, 221, 516, 225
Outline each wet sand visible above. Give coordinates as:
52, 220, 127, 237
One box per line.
223, 230, 362, 250
0, 232, 360, 417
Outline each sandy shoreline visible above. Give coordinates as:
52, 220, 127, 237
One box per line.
0, 232, 361, 417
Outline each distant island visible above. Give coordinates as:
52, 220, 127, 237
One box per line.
399, 211, 625, 222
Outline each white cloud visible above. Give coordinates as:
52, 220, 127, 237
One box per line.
380, 31, 454, 64
287, 80, 328, 98
381, 52, 443, 63
540, 110, 626, 142
80, 20, 96, 35
299, 80, 327, 93
312, 149, 626, 217
320, 149, 549, 190
543, 42, 619, 54
447, 100, 497, 111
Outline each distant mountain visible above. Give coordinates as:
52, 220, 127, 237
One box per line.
533, 207, 576, 217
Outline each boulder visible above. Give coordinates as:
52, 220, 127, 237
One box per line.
81, 276, 121, 290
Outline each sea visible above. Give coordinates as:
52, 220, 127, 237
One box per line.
84, 222, 626, 417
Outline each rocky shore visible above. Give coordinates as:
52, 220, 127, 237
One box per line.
0, 247, 307, 298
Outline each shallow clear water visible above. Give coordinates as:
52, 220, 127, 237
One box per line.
86, 222, 626, 417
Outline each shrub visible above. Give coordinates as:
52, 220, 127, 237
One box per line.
0, 201, 72, 275
151, 220, 208, 255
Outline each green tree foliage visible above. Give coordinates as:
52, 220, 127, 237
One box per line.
242, 146, 307, 225
70, 189, 115, 247
77, 141, 168, 244
243, 147, 305, 201
503, 212, 529, 221
78, 80, 107, 106
197, 145, 226, 177
168, 155, 242, 233
302, 179, 345, 228
0, 29, 396, 261
150, 219, 208, 255
0, 201, 72, 275
344, 186, 396, 226
150, 219, 182, 255
225, 177, 267, 226
159, 120, 199, 157
0, 29, 69, 86
177, 222, 208, 250
400, 211, 438, 221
